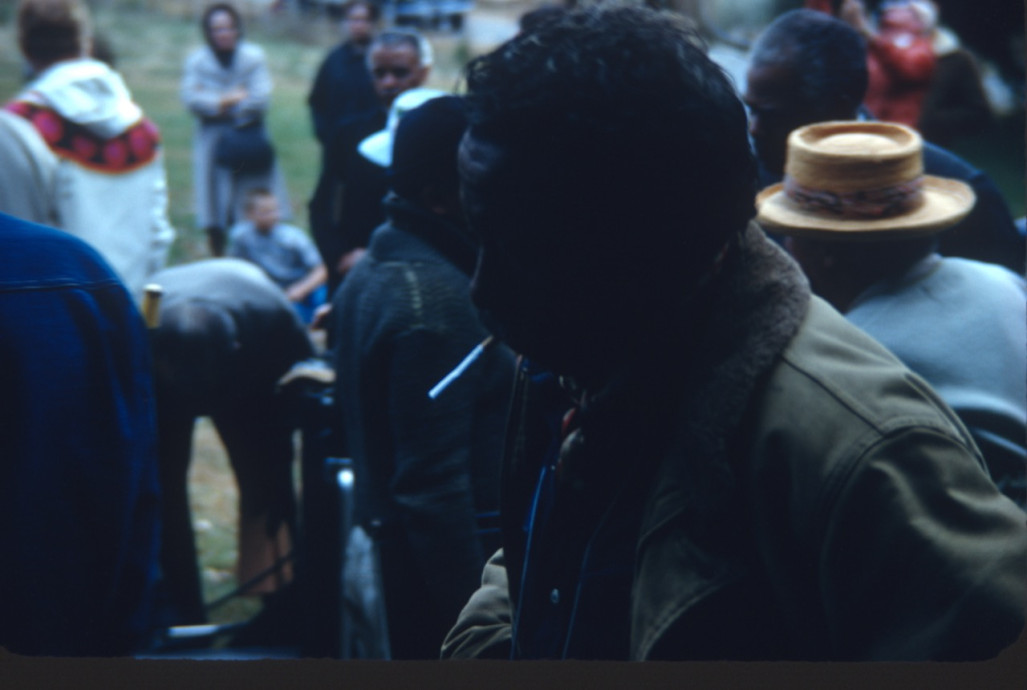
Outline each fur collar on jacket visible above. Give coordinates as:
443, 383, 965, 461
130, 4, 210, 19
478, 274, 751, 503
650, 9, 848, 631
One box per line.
556, 222, 811, 543
640, 221, 810, 535
623, 222, 811, 658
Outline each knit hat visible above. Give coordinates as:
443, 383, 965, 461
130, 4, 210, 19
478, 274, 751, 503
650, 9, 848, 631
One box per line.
386, 94, 468, 199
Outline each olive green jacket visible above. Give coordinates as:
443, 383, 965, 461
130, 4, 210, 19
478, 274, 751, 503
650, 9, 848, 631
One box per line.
441, 225, 1027, 661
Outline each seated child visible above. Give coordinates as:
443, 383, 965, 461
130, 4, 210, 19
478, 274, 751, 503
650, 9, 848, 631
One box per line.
228, 188, 327, 323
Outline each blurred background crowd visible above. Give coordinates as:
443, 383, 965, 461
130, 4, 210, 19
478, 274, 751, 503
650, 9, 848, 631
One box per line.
0, 0, 1022, 660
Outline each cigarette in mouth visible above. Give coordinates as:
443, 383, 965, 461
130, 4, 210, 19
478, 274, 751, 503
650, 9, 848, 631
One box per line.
428, 336, 494, 399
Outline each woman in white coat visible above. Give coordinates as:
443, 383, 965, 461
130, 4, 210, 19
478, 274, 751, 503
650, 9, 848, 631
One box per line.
182, 2, 290, 255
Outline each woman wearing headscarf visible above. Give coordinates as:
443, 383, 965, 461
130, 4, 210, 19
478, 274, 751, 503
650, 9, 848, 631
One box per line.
182, 2, 290, 256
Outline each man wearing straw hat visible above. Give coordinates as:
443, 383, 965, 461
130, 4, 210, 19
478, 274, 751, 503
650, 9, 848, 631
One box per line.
743, 8, 1024, 275
440, 4, 1025, 661
758, 120, 1026, 509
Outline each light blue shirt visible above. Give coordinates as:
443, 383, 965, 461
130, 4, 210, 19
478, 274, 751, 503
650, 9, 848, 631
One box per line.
847, 253, 1027, 505
227, 221, 321, 289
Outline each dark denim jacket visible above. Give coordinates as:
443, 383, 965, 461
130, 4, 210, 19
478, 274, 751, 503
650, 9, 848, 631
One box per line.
0, 212, 162, 656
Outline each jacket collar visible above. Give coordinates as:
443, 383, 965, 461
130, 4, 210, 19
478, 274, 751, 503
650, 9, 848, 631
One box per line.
380, 193, 479, 276
630, 222, 811, 658
640, 222, 810, 537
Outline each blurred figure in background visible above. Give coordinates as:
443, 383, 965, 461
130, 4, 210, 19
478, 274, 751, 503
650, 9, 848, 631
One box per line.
839, 0, 935, 129
332, 95, 515, 658
744, 8, 1024, 273
308, 0, 380, 151
150, 259, 313, 625
228, 188, 327, 324
182, 2, 290, 257
440, 4, 1025, 662
0, 211, 163, 656
309, 29, 431, 296
2, 0, 175, 304
912, 0, 993, 147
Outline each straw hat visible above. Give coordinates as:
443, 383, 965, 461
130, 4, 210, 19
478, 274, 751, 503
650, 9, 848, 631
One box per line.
756, 121, 975, 240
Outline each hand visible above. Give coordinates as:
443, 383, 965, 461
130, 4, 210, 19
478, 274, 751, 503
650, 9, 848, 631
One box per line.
336, 247, 367, 277
309, 303, 333, 331
218, 88, 248, 112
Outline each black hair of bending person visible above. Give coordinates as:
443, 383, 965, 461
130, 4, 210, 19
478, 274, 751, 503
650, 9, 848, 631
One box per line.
749, 9, 868, 118
152, 301, 238, 398
463, 4, 757, 281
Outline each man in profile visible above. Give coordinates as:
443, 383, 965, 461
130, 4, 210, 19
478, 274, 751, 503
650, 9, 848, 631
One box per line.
440, 4, 1026, 661
307, 0, 380, 150
332, 96, 515, 658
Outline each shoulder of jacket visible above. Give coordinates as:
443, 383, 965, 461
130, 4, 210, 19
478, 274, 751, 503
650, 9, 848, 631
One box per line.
774, 299, 940, 418
739, 297, 983, 543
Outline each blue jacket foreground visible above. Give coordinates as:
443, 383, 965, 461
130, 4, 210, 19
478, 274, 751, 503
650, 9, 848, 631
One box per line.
0, 212, 162, 656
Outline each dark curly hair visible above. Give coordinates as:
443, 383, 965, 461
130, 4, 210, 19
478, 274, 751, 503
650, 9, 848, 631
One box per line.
463, 3, 757, 276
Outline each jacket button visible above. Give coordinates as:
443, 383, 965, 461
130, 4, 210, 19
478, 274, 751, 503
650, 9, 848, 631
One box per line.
550, 588, 560, 605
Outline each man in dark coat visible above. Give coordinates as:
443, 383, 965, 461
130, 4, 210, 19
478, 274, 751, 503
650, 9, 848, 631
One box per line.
309, 30, 430, 296
331, 96, 516, 658
307, 0, 380, 150
439, 5, 1025, 661
150, 258, 313, 625
743, 8, 1024, 274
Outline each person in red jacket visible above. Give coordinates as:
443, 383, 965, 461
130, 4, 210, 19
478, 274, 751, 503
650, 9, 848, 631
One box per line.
840, 0, 935, 128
